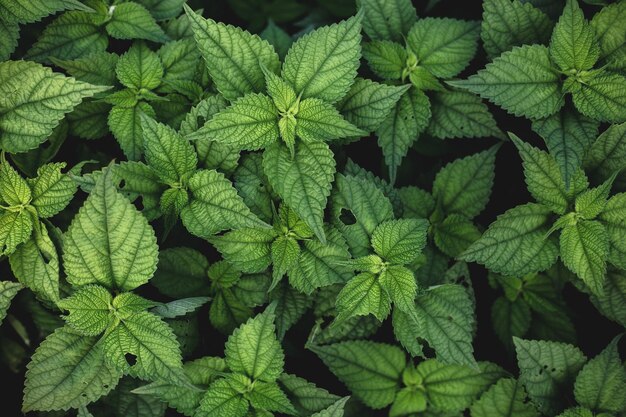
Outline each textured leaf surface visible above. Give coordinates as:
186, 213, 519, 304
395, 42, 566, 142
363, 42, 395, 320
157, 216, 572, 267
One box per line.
571, 73, 626, 123
0, 0, 92, 24
470, 378, 540, 417
57, 285, 112, 336
336, 272, 391, 322
0, 281, 22, 324
296, 98, 366, 142
371, 219, 428, 265
549, 0, 599, 72
63, 167, 159, 291
357, 0, 416, 42
560, 220, 608, 295
449, 45, 562, 119
107, 2, 169, 43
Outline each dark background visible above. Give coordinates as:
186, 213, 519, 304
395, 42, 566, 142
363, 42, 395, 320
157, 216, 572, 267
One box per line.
1, 0, 622, 415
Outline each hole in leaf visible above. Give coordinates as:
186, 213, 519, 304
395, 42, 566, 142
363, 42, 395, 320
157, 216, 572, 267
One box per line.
119, 179, 126, 189
125, 353, 137, 366
339, 209, 356, 225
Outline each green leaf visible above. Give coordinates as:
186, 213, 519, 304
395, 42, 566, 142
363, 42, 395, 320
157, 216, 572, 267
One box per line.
585, 122, 626, 187
113, 160, 164, 220
23, 326, 121, 412
116, 43, 164, 91
532, 109, 599, 188
311, 397, 350, 417
460, 203, 559, 276
260, 20, 292, 60
509, 133, 584, 214
357, 0, 417, 42
571, 72, 626, 123
514, 338, 587, 414
556, 407, 594, 417
338, 78, 410, 132
335, 272, 390, 322
0, 209, 33, 256
449, 45, 562, 119
377, 88, 431, 183
371, 219, 428, 265
109, 101, 156, 160
184, 5, 280, 101
433, 146, 499, 218
599, 193, 626, 270
0, 158, 30, 205
224, 305, 284, 382
410, 284, 477, 367
9, 224, 59, 303
492, 297, 531, 349
0, 0, 92, 24
481, 0, 553, 59
102, 310, 186, 384
278, 373, 341, 415
0, 281, 22, 324
107, 2, 168, 43
309, 340, 406, 409
0, 60, 108, 153
57, 285, 113, 336
362, 40, 407, 80
28, 162, 77, 218
427, 90, 503, 139
574, 336, 626, 413
187, 93, 279, 151
140, 114, 196, 184
135, 0, 185, 21
271, 235, 300, 286
270, 281, 309, 339
247, 381, 296, 414
389, 387, 426, 416
263, 141, 336, 243
296, 98, 366, 142
470, 378, 540, 417
406, 18, 480, 78
590, 1, 626, 66
379, 265, 417, 314
574, 174, 615, 219
63, 167, 159, 291
434, 214, 482, 257
282, 14, 362, 103
196, 374, 249, 417
560, 220, 608, 295
416, 359, 489, 412
549, 0, 599, 72
589, 269, 626, 327
0, 19, 19, 61
25, 12, 108, 64
181, 169, 267, 238
151, 297, 210, 319
210, 227, 277, 273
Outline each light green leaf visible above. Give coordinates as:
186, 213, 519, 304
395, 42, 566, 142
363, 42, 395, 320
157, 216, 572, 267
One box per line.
282, 14, 362, 103
362, 40, 407, 80
0, 209, 33, 256
338, 78, 410, 132
196, 374, 249, 417
263, 141, 336, 243
0, 60, 107, 153
470, 378, 540, 417
271, 235, 300, 286
102, 311, 186, 384
371, 218, 429, 265
9, 224, 59, 303
107, 2, 168, 43
427, 90, 502, 139
532, 109, 599, 188
296, 98, 366, 142
108, 101, 156, 160
573, 336, 626, 413
560, 220, 608, 295
28, 162, 77, 218
377, 88, 431, 183
571, 72, 626, 123
0, 158, 30, 205
0, 281, 22, 324
116, 43, 164, 91
23, 326, 121, 412
63, 167, 159, 291
309, 340, 406, 409
25, 11, 108, 64
448, 45, 562, 119
224, 305, 284, 382
0, 0, 92, 24
481, 0, 553, 59
410, 284, 477, 367
514, 338, 587, 414
406, 18, 480, 78
57, 285, 112, 336
140, 114, 196, 184
247, 381, 296, 414
184, 5, 280, 101
460, 203, 559, 276
433, 145, 498, 218
210, 227, 277, 273
549, 0, 599, 72
311, 397, 350, 417
187, 93, 279, 151
574, 174, 615, 219
389, 387, 426, 416
357, 0, 416, 42
335, 272, 391, 322
181, 169, 268, 238
262, 65, 297, 114
379, 265, 417, 314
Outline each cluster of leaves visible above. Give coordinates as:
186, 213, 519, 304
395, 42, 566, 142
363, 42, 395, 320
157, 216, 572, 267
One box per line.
0, 0, 625, 416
